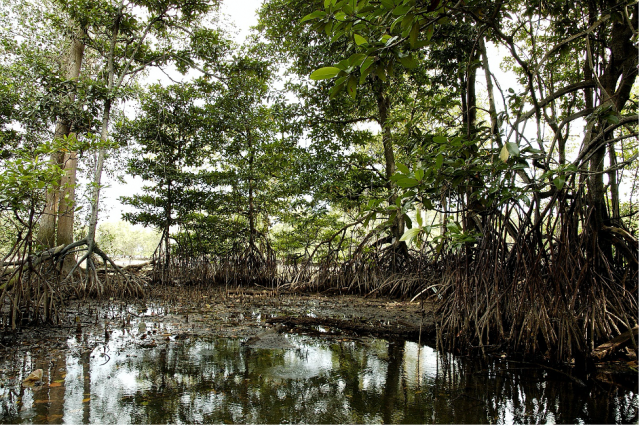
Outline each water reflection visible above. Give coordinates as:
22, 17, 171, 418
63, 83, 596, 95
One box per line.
0, 331, 637, 424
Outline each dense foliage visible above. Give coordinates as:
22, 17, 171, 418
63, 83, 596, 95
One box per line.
0, 0, 637, 362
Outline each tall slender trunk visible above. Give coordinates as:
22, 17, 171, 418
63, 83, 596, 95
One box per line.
608, 143, 620, 223
373, 80, 406, 256
586, 6, 636, 261
479, 37, 501, 147
87, 11, 121, 247
465, 51, 479, 138
247, 130, 256, 249
165, 182, 172, 269
87, 100, 112, 246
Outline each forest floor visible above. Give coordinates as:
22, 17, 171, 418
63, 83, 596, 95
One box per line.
0, 285, 636, 392
0, 285, 436, 359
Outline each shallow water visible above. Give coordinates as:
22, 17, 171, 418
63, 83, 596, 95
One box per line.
0, 327, 637, 424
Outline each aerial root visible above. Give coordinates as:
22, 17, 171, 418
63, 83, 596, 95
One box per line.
48, 238, 144, 298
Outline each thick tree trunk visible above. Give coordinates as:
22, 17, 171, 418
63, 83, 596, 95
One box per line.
38, 150, 64, 248
57, 149, 78, 274
37, 27, 85, 258
585, 5, 637, 261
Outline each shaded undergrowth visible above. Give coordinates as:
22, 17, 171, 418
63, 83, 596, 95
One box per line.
1, 199, 637, 366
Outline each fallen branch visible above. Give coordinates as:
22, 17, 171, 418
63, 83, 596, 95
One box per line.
592, 326, 639, 360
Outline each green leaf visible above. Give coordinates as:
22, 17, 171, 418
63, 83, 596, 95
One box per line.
347, 76, 358, 98
400, 227, 421, 242
390, 16, 404, 32
397, 178, 419, 188
409, 22, 419, 47
360, 56, 375, 73
324, 22, 333, 36
433, 135, 447, 144
404, 214, 412, 229
606, 113, 620, 125
392, 4, 411, 15
300, 11, 327, 23
553, 176, 566, 190
402, 14, 414, 30
396, 163, 410, 174
381, 0, 394, 9
398, 54, 418, 69
435, 154, 444, 169
329, 80, 346, 98
374, 66, 387, 82
354, 34, 368, 45
347, 53, 366, 66
425, 24, 434, 41
506, 142, 519, 156
424, 199, 434, 210
310, 67, 342, 80
414, 168, 424, 180
446, 222, 460, 233
335, 59, 350, 70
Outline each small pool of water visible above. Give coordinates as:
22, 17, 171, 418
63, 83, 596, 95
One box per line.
0, 328, 637, 424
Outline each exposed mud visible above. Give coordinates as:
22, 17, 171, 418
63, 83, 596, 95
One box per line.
0, 284, 635, 394
0, 285, 435, 360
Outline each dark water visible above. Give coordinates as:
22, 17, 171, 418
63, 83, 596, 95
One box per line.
0, 328, 637, 424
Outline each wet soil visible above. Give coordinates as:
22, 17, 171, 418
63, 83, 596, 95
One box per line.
0, 285, 435, 360
0, 285, 635, 392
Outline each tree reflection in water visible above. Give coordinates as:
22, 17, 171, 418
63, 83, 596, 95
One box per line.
0, 331, 637, 424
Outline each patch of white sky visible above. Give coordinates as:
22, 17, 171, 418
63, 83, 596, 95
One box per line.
99, 0, 263, 224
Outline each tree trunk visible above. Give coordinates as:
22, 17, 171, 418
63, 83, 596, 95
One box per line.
585, 6, 637, 260
38, 151, 64, 248
373, 80, 407, 258
479, 37, 501, 147
37, 27, 85, 251
465, 50, 479, 138
87, 10, 121, 247
248, 130, 256, 249
57, 149, 78, 274
87, 100, 111, 247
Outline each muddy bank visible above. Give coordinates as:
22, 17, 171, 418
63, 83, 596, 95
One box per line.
0, 284, 635, 392
0, 286, 435, 357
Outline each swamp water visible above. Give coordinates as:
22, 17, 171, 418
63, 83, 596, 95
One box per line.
0, 322, 637, 424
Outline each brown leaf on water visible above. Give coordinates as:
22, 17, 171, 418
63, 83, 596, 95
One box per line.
82, 398, 91, 403
49, 382, 62, 387
22, 369, 43, 386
